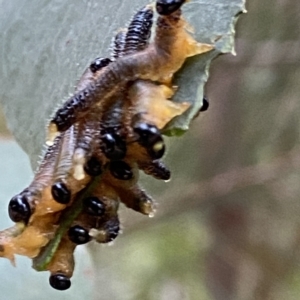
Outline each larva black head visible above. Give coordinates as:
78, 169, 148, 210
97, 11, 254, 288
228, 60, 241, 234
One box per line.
109, 161, 133, 180
8, 194, 31, 223
49, 273, 71, 291
51, 111, 73, 133
100, 133, 127, 160
51, 182, 71, 204
89, 57, 112, 73
133, 123, 165, 159
84, 156, 103, 176
68, 225, 91, 245
156, 0, 186, 15
200, 96, 209, 112
52, 97, 82, 132
83, 196, 105, 217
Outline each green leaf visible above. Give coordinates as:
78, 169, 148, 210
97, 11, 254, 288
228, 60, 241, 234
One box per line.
0, 0, 246, 170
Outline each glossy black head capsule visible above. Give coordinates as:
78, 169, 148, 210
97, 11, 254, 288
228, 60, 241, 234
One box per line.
84, 156, 103, 176
68, 225, 91, 245
200, 96, 209, 112
49, 273, 71, 291
100, 133, 127, 160
89, 57, 112, 73
83, 196, 105, 217
133, 123, 165, 159
51, 182, 71, 204
156, 0, 185, 15
51, 82, 100, 132
8, 194, 31, 223
52, 89, 89, 132
109, 161, 133, 180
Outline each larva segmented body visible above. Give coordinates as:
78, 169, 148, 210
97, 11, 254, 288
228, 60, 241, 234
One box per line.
72, 5, 155, 175
102, 161, 156, 216
47, 236, 75, 285
115, 183, 155, 215
8, 136, 62, 224
111, 5, 153, 59
71, 56, 113, 180
0, 0, 216, 290
72, 117, 102, 180
124, 5, 154, 55
138, 160, 171, 181
76, 119, 98, 154
51, 125, 90, 205
111, 30, 127, 60
47, 1, 213, 142
29, 135, 62, 194
53, 126, 77, 181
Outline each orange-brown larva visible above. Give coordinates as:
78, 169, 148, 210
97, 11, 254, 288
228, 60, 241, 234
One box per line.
47, 0, 213, 142
71, 180, 121, 244
8, 135, 63, 224
0, 0, 214, 290
70, 5, 156, 179
47, 236, 75, 290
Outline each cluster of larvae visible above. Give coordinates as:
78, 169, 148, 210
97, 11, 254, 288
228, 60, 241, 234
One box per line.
0, 0, 212, 291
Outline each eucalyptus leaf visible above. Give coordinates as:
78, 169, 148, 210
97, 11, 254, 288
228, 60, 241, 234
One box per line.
0, 0, 246, 170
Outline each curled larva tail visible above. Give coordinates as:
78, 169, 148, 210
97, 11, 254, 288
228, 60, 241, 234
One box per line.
114, 183, 155, 216
124, 4, 154, 55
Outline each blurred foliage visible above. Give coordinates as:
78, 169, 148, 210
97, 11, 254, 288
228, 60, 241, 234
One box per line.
1, 0, 300, 299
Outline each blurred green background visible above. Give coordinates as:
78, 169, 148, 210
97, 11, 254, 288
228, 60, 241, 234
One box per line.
1, 0, 300, 299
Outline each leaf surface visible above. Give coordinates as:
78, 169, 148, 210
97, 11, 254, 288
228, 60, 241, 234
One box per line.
0, 0, 246, 169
